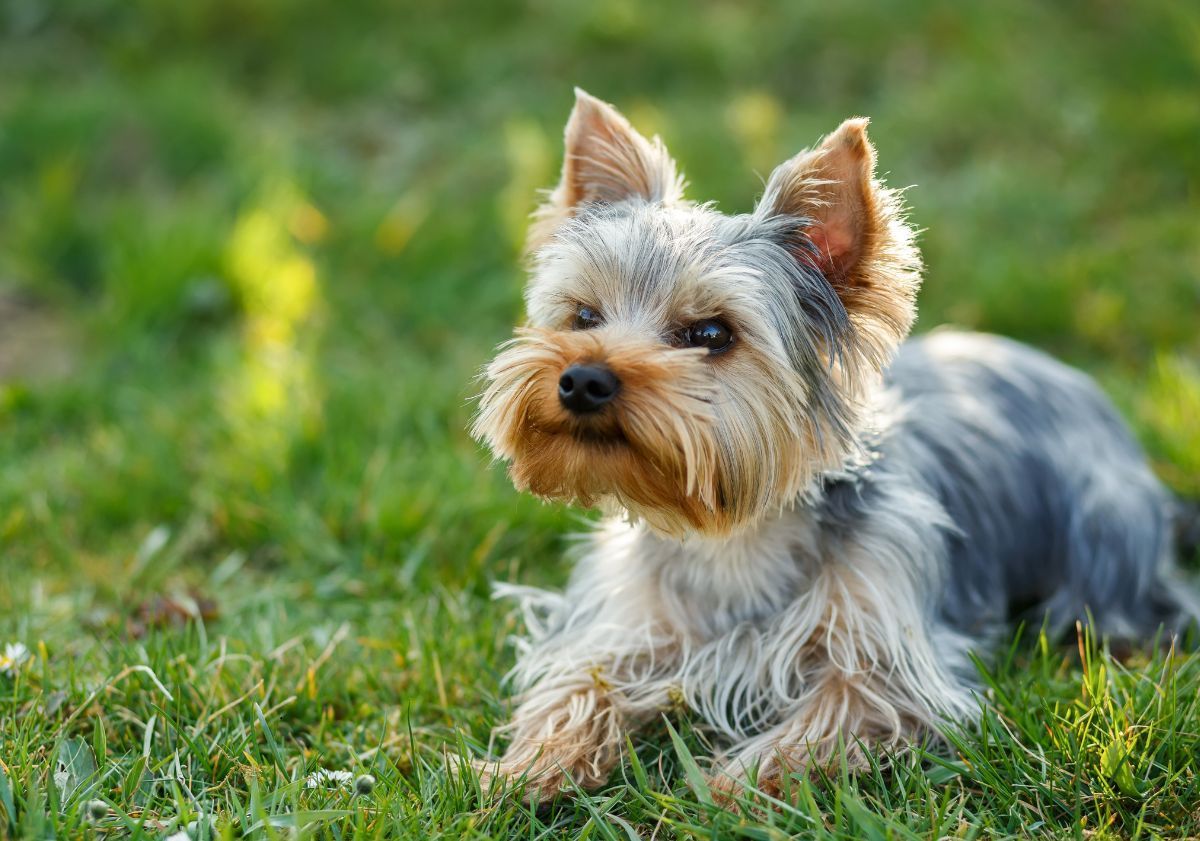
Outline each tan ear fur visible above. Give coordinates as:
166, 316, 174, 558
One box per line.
757, 119, 921, 350
528, 88, 685, 251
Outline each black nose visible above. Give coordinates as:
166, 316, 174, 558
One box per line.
558, 364, 620, 414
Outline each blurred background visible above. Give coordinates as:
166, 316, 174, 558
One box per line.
0, 0, 1198, 829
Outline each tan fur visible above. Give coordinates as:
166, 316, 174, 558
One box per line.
471, 686, 623, 800
474, 326, 722, 534
758, 118, 922, 382
473, 325, 858, 536
528, 89, 686, 252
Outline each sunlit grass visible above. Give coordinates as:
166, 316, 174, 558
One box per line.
1139, 354, 1200, 497
221, 189, 323, 484
0, 0, 1198, 837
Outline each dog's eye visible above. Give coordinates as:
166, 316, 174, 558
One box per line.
573, 306, 603, 330
686, 319, 734, 353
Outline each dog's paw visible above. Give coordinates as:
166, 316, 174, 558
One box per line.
446, 752, 568, 804
706, 735, 876, 806
701, 767, 749, 806
703, 765, 789, 806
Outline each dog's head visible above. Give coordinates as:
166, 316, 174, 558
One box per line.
474, 89, 921, 537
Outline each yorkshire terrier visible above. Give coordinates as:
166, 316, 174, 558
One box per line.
469, 88, 1199, 799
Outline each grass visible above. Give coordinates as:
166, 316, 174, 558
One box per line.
1, 0, 1199, 837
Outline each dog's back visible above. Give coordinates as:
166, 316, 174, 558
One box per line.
881, 330, 1197, 638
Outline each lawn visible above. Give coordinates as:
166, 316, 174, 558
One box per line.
1, 0, 1199, 837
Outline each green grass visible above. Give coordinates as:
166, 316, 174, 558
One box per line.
1, 0, 1199, 837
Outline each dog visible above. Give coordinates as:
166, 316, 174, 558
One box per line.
468, 88, 1199, 800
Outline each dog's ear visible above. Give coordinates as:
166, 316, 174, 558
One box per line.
757, 118, 881, 286
757, 118, 920, 350
528, 88, 685, 250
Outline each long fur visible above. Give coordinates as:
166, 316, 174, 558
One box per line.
467, 90, 1199, 800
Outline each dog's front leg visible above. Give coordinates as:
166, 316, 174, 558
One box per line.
474, 672, 628, 800
474, 647, 677, 800
471, 566, 680, 801
707, 551, 978, 797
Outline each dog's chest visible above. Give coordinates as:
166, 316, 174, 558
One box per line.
643, 512, 823, 640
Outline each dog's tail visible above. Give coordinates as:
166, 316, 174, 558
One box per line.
1175, 495, 1200, 563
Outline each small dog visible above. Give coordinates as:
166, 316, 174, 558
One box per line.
470, 88, 1199, 799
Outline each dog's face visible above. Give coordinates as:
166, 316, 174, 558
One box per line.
474, 90, 921, 537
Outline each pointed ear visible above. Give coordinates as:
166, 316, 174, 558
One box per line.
757, 118, 920, 351
528, 88, 685, 250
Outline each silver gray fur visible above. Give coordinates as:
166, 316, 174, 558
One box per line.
837, 330, 1199, 641
489, 197, 1200, 789
472, 95, 1199, 794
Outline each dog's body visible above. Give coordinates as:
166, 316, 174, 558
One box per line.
470, 90, 1198, 798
